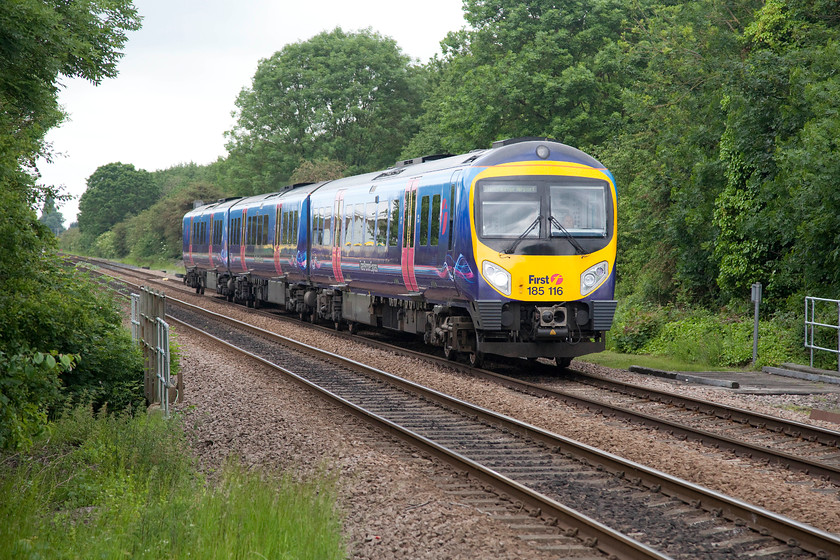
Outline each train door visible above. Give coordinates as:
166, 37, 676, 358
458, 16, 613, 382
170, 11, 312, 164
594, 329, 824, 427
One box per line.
272, 203, 282, 274
400, 179, 419, 291
239, 208, 248, 272
444, 170, 462, 290
331, 190, 346, 283
414, 184, 444, 287
186, 215, 195, 267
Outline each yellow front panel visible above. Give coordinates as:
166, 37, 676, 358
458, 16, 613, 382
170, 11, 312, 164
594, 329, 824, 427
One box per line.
471, 161, 618, 302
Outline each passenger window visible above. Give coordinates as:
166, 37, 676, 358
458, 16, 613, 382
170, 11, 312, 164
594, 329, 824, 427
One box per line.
353, 204, 364, 246
420, 195, 429, 246
376, 201, 388, 247
365, 202, 376, 246
431, 194, 441, 246
343, 204, 352, 246
388, 199, 399, 247
262, 214, 269, 245
324, 208, 332, 247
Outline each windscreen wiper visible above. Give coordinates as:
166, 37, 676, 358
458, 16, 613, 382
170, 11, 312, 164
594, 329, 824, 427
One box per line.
549, 215, 586, 255
503, 216, 540, 254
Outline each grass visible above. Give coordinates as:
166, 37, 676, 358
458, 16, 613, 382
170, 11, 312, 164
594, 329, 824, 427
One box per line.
0, 406, 345, 560
577, 350, 752, 373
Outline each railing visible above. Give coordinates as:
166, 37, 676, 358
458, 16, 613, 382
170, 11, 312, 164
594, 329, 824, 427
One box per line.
804, 296, 840, 372
131, 287, 180, 417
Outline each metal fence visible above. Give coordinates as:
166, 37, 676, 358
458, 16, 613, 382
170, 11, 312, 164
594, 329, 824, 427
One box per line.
804, 296, 840, 372
131, 287, 181, 417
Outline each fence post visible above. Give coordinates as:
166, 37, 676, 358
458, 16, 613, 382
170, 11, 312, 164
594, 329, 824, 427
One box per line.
751, 283, 762, 364
156, 317, 171, 418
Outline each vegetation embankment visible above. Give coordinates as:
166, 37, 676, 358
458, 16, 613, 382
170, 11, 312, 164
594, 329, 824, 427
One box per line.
1, 407, 345, 560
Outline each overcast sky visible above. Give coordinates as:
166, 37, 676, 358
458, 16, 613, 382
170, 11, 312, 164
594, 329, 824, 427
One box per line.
39, 0, 467, 225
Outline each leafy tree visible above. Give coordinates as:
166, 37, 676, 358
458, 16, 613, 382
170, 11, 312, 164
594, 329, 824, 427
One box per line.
713, 0, 840, 302
124, 182, 224, 260
77, 162, 159, 242
406, 0, 631, 156
0, 0, 141, 450
601, 0, 761, 304
289, 158, 348, 184
226, 28, 425, 195
38, 196, 65, 235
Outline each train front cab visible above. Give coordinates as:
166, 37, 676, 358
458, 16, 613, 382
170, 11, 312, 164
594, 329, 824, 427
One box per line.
454, 140, 618, 367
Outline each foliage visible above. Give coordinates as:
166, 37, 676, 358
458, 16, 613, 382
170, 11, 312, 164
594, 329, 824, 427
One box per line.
0, 0, 143, 450
58, 225, 84, 253
0, 0, 140, 189
0, 350, 77, 450
289, 158, 349, 184
38, 196, 65, 235
225, 27, 426, 195
1, 258, 145, 419
406, 0, 633, 156
123, 182, 224, 260
77, 162, 160, 242
0, 407, 346, 559
608, 303, 801, 368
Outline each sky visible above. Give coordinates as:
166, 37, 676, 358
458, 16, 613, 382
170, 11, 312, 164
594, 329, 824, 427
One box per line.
39, 0, 467, 225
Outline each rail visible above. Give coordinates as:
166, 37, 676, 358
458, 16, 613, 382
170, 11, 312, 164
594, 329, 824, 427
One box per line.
805, 296, 840, 372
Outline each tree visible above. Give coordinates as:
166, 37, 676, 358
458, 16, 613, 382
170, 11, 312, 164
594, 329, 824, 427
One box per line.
405, 0, 631, 156
38, 196, 65, 236
78, 162, 160, 241
225, 28, 425, 195
713, 0, 840, 302
289, 158, 348, 184
0, 0, 142, 449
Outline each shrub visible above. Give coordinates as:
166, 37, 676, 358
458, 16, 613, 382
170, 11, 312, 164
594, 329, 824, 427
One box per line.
608, 302, 671, 354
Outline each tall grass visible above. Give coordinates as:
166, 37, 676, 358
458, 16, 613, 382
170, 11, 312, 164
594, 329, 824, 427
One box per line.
0, 407, 345, 560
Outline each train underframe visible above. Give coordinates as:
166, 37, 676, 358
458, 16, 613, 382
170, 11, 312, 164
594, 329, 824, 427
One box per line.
185, 267, 616, 369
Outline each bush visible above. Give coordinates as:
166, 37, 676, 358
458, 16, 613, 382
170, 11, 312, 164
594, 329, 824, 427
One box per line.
610, 303, 802, 368
1, 254, 145, 449
608, 301, 671, 354
0, 350, 78, 450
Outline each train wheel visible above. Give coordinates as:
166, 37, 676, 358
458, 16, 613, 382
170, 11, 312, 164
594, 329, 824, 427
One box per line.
334, 321, 341, 331
347, 322, 358, 335
443, 343, 457, 361
226, 292, 233, 302
556, 357, 572, 370
468, 351, 484, 369
200, 286, 205, 295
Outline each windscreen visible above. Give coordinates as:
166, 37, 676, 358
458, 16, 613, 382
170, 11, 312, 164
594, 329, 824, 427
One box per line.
479, 184, 541, 238
549, 185, 606, 237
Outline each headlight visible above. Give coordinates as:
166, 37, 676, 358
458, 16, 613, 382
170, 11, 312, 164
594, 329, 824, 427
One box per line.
580, 261, 608, 296
482, 261, 511, 296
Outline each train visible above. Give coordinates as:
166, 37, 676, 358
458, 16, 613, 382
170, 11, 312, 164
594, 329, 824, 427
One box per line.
182, 137, 617, 368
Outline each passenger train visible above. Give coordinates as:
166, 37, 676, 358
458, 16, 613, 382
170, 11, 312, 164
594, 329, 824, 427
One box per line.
183, 138, 617, 368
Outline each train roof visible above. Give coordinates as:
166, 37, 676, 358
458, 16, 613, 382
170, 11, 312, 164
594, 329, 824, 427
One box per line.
309, 138, 605, 196
186, 138, 607, 216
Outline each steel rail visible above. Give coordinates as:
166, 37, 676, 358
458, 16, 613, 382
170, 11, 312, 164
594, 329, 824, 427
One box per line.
88, 258, 840, 485
162, 294, 840, 560
165, 308, 667, 560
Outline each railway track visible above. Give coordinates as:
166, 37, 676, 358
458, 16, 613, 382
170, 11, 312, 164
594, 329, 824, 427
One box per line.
82, 259, 840, 559
79, 257, 840, 490
79, 257, 840, 488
